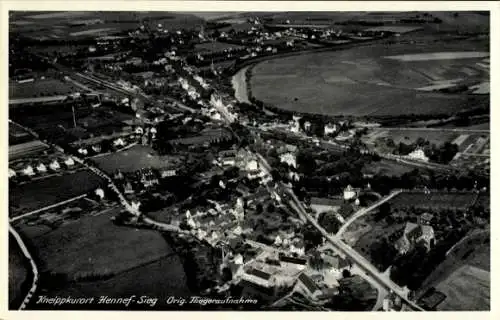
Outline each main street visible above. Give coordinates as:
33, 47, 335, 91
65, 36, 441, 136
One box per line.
176, 60, 425, 311
285, 187, 424, 311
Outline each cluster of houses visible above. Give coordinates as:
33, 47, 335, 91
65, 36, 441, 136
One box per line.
9, 156, 76, 179
225, 241, 354, 305
175, 197, 250, 246
75, 126, 156, 157
216, 148, 269, 182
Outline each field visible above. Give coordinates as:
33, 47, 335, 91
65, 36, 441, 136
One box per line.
9, 79, 80, 99
249, 38, 489, 117
361, 159, 415, 176
93, 145, 183, 174
17, 209, 174, 280
10, 12, 204, 40
35, 254, 190, 310
9, 170, 105, 217
388, 192, 477, 210
9, 234, 30, 309
436, 265, 489, 311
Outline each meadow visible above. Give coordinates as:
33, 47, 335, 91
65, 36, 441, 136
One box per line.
9, 170, 105, 217
93, 145, 184, 174
249, 38, 489, 117
388, 191, 478, 211
18, 209, 174, 281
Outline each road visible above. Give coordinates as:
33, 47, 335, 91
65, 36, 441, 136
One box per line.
9, 225, 39, 310
335, 190, 403, 237
285, 188, 424, 311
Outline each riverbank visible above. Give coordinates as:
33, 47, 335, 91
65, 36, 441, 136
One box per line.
231, 66, 251, 104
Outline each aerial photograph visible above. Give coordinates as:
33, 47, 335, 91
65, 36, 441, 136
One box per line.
8, 10, 490, 311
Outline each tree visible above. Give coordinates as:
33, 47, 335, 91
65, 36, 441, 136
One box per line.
375, 202, 391, 221
267, 203, 276, 213
342, 269, 352, 278
256, 203, 264, 214
318, 211, 341, 234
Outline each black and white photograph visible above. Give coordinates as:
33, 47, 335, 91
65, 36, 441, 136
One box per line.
5, 3, 492, 313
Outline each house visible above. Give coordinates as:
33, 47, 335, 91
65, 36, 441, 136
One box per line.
295, 273, 322, 299
343, 185, 359, 200
243, 267, 275, 288
77, 147, 88, 156
279, 254, 307, 270
419, 212, 434, 225
124, 181, 134, 194
324, 123, 337, 136
323, 254, 351, 275
310, 197, 344, 215
49, 160, 60, 171
407, 148, 429, 162
222, 157, 236, 167
245, 159, 259, 172
95, 188, 105, 199
113, 138, 126, 147
280, 152, 297, 168
64, 157, 75, 167
161, 169, 177, 178
36, 163, 47, 173
395, 222, 435, 254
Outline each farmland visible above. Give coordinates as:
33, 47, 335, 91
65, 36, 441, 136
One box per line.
416, 233, 490, 311
36, 254, 190, 310
9, 170, 105, 217
9, 78, 81, 99
361, 159, 415, 176
93, 145, 184, 174
388, 191, 477, 211
9, 234, 30, 309
17, 209, 174, 281
249, 37, 489, 117
14, 207, 189, 310
435, 265, 489, 310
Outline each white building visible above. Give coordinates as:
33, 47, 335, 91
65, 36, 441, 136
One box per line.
280, 152, 297, 168
343, 185, 357, 200
77, 148, 88, 156
22, 165, 35, 176
304, 121, 312, 132
64, 157, 75, 167
407, 148, 429, 162
187, 216, 197, 229
49, 160, 61, 171
113, 138, 126, 147
36, 163, 47, 173
9, 168, 17, 178
274, 235, 283, 246
95, 188, 105, 199
324, 123, 337, 136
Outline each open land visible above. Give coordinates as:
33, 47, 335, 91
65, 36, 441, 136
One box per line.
436, 265, 489, 310
249, 38, 489, 117
9, 170, 105, 217
9, 234, 30, 308
388, 192, 477, 210
362, 160, 415, 176
93, 145, 184, 174
9, 79, 81, 99
17, 208, 174, 280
